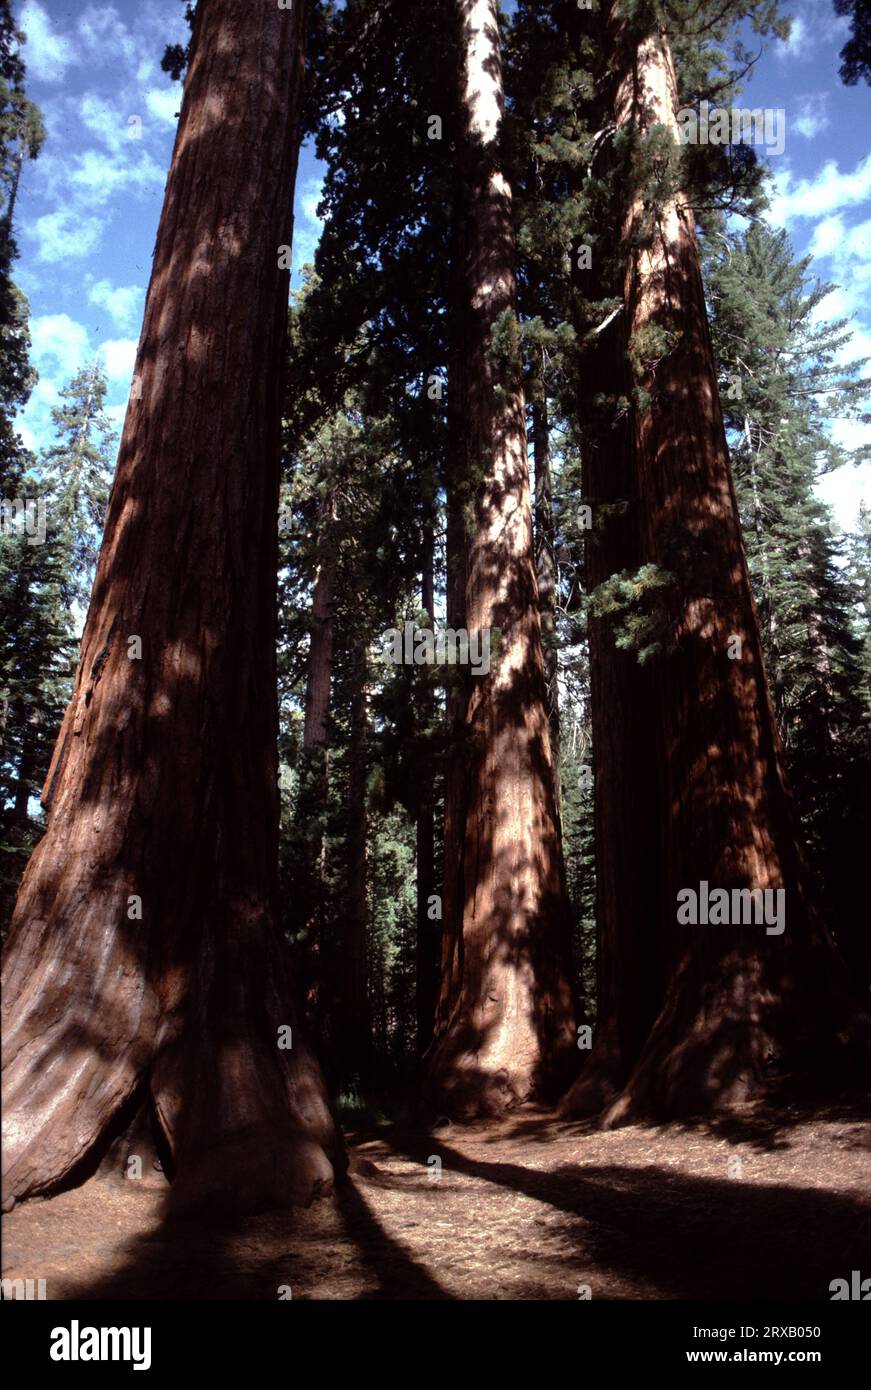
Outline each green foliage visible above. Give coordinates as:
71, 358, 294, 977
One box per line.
708, 219, 871, 976
35, 363, 116, 611
835, 0, 871, 85
587, 563, 678, 663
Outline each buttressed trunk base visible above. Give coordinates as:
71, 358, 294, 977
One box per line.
1, 0, 343, 1215
566, 7, 869, 1123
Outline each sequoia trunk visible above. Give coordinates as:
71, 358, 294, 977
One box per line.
1, 0, 342, 1212
600, 6, 867, 1121
424, 0, 576, 1116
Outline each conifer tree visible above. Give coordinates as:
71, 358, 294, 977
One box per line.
2, 0, 342, 1214
580, 0, 867, 1121
707, 222, 871, 999
36, 363, 116, 613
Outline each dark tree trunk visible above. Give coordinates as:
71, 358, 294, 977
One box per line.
11, 702, 35, 827
423, 0, 576, 1117
431, 241, 470, 1045
297, 492, 337, 1029
1, 0, 343, 1213
415, 531, 438, 1054
597, 6, 868, 1122
340, 636, 371, 1078
561, 280, 663, 1117
302, 494, 337, 751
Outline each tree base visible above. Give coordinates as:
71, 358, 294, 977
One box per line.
166, 1130, 337, 1215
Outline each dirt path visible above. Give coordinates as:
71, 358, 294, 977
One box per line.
4, 1096, 870, 1300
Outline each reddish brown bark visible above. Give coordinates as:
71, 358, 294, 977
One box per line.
423, 0, 576, 1117
561, 305, 663, 1117
569, 7, 869, 1122
2, 0, 343, 1213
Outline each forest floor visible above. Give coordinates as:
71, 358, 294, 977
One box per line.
3, 1087, 870, 1300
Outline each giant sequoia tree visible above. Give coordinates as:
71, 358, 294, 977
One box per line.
1, 0, 342, 1213
423, 0, 576, 1117
567, 0, 869, 1121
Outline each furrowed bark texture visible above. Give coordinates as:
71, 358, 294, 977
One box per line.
2, 0, 343, 1213
424, 0, 576, 1117
590, 6, 868, 1123
561, 307, 663, 1117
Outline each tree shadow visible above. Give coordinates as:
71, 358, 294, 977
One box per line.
382, 1128, 871, 1299
9, 1165, 453, 1301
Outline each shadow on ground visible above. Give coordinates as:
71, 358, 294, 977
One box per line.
3, 1093, 870, 1300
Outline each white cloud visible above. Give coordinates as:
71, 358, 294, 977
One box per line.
778, 14, 807, 60
76, 4, 139, 68
68, 148, 165, 206
30, 314, 92, 378
817, 458, 871, 532
808, 220, 871, 326
105, 402, 128, 433
17, 422, 37, 453
79, 94, 128, 155
31, 209, 105, 263
145, 89, 180, 127
767, 154, 871, 228
808, 216, 844, 260
16, 375, 62, 459
20, 1, 74, 83
88, 279, 144, 332
775, 5, 848, 63
299, 177, 326, 227
98, 338, 138, 384
792, 93, 830, 142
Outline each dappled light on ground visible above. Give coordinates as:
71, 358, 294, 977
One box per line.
4, 1097, 869, 1300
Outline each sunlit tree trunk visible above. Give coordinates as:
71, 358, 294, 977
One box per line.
1, 0, 343, 1213
598, 5, 867, 1122
424, 0, 576, 1117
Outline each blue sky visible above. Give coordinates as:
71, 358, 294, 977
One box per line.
10, 0, 871, 528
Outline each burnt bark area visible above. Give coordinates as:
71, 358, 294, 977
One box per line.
1, 0, 343, 1215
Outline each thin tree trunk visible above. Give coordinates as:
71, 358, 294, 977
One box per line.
600, 5, 868, 1122
431, 222, 469, 1043
747, 422, 784, 726
298, 491, 337, 1025
11, 705, 34, 826
415, 529, 438, 1053
424, 0, 576, 1117
303, 495, 337, 750
531, 353, 561, 804
2, 0, 343, 1213
336, 635, 370, 1083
